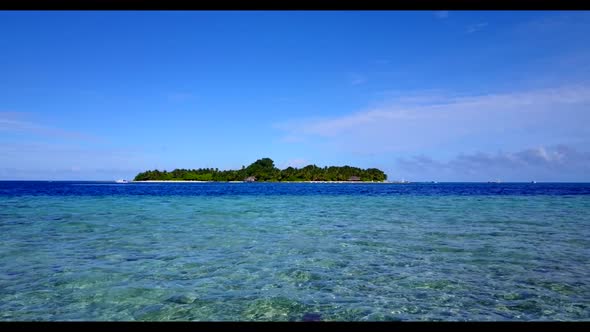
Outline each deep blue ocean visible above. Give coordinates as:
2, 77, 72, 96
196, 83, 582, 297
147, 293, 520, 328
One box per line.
1, 181, 588, 321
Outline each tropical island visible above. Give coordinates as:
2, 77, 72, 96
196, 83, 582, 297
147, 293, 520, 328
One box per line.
133, 158, 387, 182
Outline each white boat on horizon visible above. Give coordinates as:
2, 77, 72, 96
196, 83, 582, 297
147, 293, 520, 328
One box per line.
115, 179, 129, 183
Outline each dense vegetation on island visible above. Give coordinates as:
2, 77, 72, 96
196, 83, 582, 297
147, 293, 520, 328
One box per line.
134, 158, 387, 182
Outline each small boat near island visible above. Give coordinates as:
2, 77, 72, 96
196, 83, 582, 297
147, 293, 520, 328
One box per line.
115, 179, 129, 183
390, 179, 411, 184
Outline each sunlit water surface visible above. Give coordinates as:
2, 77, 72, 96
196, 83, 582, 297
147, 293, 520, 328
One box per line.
1, 182, 588, 321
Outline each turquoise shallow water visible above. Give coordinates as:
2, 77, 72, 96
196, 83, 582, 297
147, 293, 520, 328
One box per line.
0, 182, 589, 321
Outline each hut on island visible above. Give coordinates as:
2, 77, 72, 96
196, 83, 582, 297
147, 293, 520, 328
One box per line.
244, 176, 256, 182
348, 176, 361, 181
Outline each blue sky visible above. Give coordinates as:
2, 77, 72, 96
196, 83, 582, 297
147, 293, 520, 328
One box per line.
1, 10, 589, 181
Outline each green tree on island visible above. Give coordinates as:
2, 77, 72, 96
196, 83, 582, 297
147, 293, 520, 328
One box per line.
133, 158, 387, 182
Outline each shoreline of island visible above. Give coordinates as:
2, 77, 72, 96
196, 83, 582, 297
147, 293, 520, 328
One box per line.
132, 157, 389, 183
131, 180, 393, 183
128, 180, 398, 184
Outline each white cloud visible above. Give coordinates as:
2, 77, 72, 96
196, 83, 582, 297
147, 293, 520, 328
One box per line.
274, 84, 590, 154
467, 22, 488, 33
279, 135, 307, 143
514, 12, 590, 35
350, 73, 367, 86
0, 167, 142, 181
395, 144, 590, 181
0, 111, 103, 142
434, 11, 449, 19
0, 141, 155, 180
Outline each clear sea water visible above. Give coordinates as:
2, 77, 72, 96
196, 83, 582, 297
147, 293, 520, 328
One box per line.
0, 181, 589, 321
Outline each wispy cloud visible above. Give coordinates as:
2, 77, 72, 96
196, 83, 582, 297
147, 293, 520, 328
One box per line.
350, 73, 367, 86
515, 12, 590, 34
279, 135, 307, 143
395, 145, 590, 181
434, 11, 449, 19
467, 22, 488, 33
0, 166, 143, 181
0, 141, 154, 180
0, 112, 102, 142
275, 84, 590, 154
